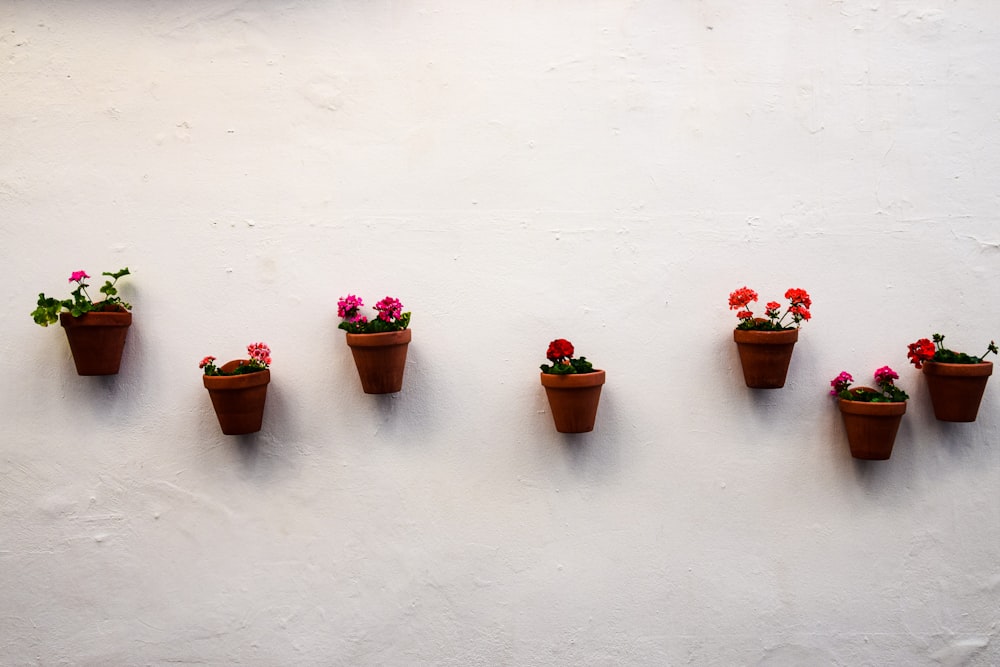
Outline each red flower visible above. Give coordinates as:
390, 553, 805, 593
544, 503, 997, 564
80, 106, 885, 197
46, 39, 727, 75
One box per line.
907, 338, 936, 369
728, 286, 758, 310
790, 305, 811, 321
736, 310, 754, 320
546, 338, 574, 362
784, 288, 811, 309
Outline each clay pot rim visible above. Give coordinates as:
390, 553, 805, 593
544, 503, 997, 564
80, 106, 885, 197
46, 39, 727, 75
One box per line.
838, 387, 907, 415
345, 328, 412, 347
203, 360, 270, 389
922, 360, 993, 377
59, 307, 132, 328
732, 327, 799, 344
540, 369, 606, 388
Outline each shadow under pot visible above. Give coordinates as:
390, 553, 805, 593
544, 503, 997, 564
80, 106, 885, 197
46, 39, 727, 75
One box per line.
540, 369, 606, 434
921, 361, 993, 422
345, 329, 412, 394
203, 360, 270, 435
59, 308, 132, 375
838, 387, 906, 460
733, 327, 798, 388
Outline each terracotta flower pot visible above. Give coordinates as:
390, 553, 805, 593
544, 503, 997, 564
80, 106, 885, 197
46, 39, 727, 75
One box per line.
733, 327, 798, 388
922, 361, 993, 422
345, 328, 411, 394
838, 387, 907, 460
203, 360, 270, 435
59, 308, 132, 375
540, 369, 606, 434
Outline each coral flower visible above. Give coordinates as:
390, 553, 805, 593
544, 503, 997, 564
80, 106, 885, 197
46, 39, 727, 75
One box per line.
728, 286, 758, 310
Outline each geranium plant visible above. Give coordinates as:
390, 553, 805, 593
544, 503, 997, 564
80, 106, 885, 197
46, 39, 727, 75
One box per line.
540, 339, 596, 375
337, 294, 411, 334
906, 334, 997, 368
830, 366, 908, 403
200, 342, 272, 376
729, 286, 811, 331
31, 268, 131, 326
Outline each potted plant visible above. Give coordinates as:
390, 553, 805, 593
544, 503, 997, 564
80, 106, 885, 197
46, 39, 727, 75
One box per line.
907, 334, 997, 422
337, 294, 411, 394
201, 342, 272, 435
729, 286, 811, 388
539, 339, 605, 433
830, 367, 908, 460
31, 268, 132, 375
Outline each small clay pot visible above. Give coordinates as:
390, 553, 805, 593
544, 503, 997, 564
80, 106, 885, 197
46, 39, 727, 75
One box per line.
203, 360, 270, 435
345, 329, 412, 394
733, 327, 798, 388
59, 308, 132, 375
838, 387, 907, 460
540, 369, 606, 434
922, 361, 993, 422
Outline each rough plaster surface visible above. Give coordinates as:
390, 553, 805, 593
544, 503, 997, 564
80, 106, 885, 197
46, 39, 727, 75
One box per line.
2, 1, 999, 665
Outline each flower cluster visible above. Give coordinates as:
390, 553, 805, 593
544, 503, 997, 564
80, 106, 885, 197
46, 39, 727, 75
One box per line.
200, 342, 272, 376
829, 371, 853, 396
375, 296, 403, 323
906, 338, 936, 369
729, 286, 758, 321
873, 365, 898, 386
729, 286, 811, 331
907, 333, 997, 368
830, 366, 908, 403
337, 294, 410, 334
337, 294, 367, 326
540, 338, 596, 375
247, 342, 272, 369
546, 339, 575, 363
31, 267, 132, 327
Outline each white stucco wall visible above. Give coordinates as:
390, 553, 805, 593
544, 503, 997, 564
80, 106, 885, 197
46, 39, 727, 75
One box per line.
2, 1, 999, 664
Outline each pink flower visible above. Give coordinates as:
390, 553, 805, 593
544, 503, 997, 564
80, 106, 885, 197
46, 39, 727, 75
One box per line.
829, 371, 853, 395
337, 294, 364, 319
874, 366, 898, 386
375, 296, 403, 323
199, 355, 216, 369
69, 270, 90, 283
247, 342, 271, 366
